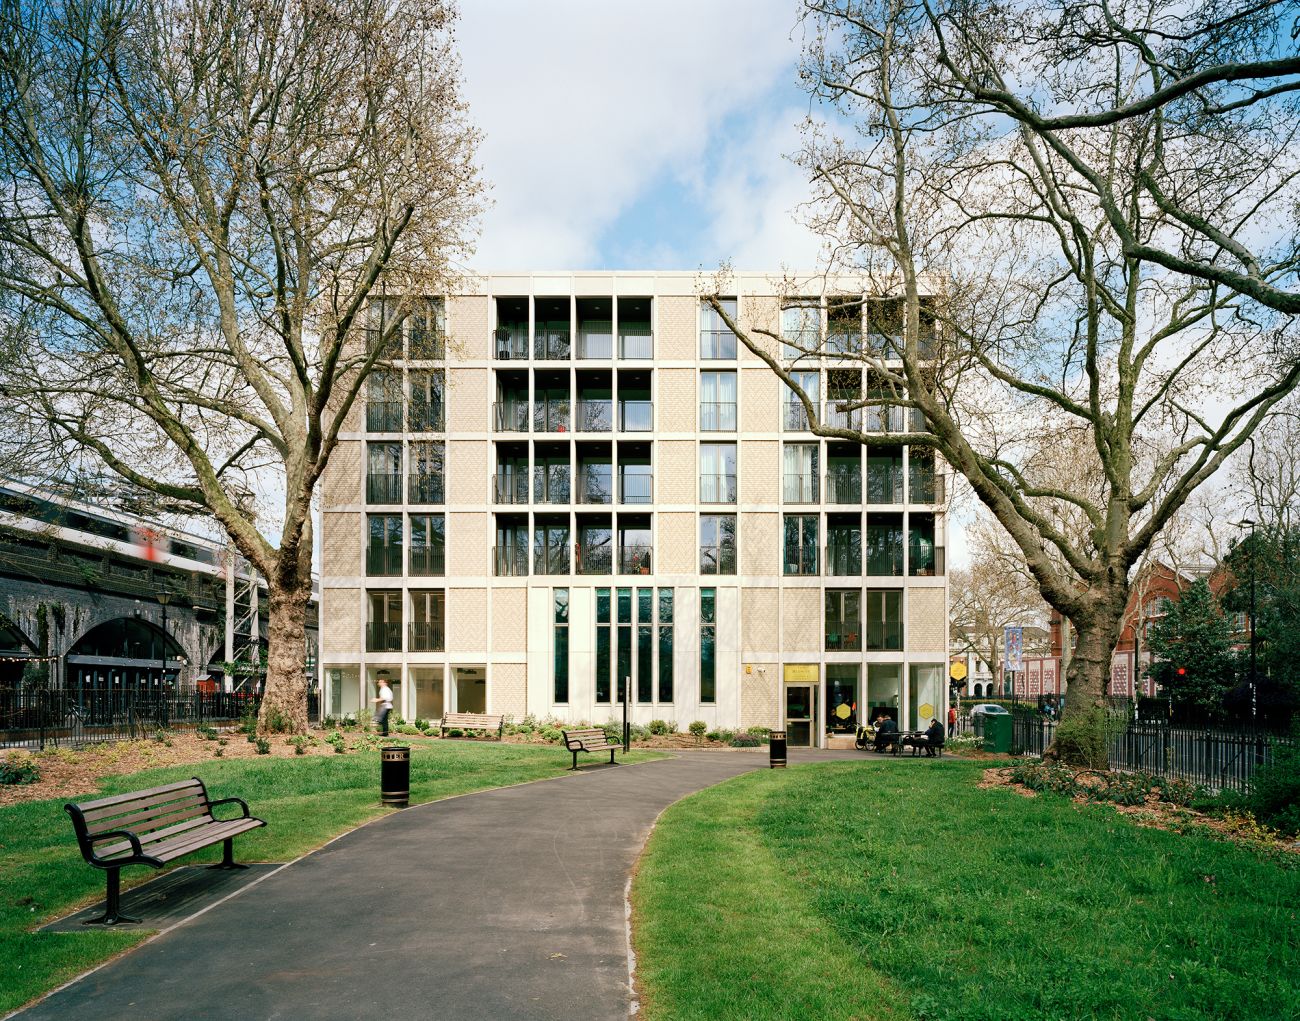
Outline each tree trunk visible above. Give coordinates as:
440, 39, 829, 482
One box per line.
258, 573, 312, 735
1046, 591, 1129, 767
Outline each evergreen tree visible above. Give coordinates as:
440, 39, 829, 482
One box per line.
1145, 580, 1237, 720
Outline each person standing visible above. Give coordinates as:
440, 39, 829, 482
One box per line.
947, 704, 958, 737
373, 677, 393, 737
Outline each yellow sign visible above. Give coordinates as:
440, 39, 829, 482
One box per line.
834, 703, 852, 720
919, 702, 934, 720
950, 661, 968, 681
783, 663, 819, 683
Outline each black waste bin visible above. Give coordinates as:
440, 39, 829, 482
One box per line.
381, 745, 410, 807
769, 730, 787, 769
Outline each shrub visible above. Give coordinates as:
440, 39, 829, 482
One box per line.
648, 719, 672, 736
746, 726, 771, 737
153, 729, 172, 746
254, 737, 271, 755
1245, 729, 1300, 835
0, 755, 40, 785
213, 746, 224, 757
688, 720, 707, 744
289, 735, 311, 755
540, 726, 563, 743
326, 731, 346, 754
730, 734, 761, 748
1049, 708, 1113, 769
240, 706, 258, 735
706, 728, 736, 744
413, 718, 429, 732
196, 724, 218, 741
395, 724, 421, 735
263, 706, 291, 734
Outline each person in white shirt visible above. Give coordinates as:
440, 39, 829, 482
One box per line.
372, 678, 393, 737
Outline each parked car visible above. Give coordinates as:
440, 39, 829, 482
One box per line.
969, 703, 1010, 717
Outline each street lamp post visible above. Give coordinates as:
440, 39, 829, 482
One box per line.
1241, 518, 1257, 719
157, 590, 171, 689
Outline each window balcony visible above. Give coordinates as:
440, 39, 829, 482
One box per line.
700, 474, 737, 504
576, 469, 613, 505
618, 545, 653, 575
783, 549, 819, 576
366, 546, 402, 577
534, 328, 571, 361
494, 327, 528, 360
408, 402, 445, 432
407, 328, 445, 361
534, 401, 571, 433
827, 328, 861, 356
576, 400, 612, 432
783, 474, 819, 504
533, 547, 571, 576
492, 545, 529, 577
825, 470, 861, 505
866, 541, 904, 577
409, 547, 445, 576
366, 621, 402, 653
781, 330, 820, 360
618, 474, 653, 504
492, 402, 530, 432
366, 401, 402, 433
825, 544, 862, 577
864, 406, 907, 433
699, 544, 736, 575
576, 543, 613, 575
825, 403, 860, 432
408, 473, 444, 504
700, 329, 736, 360
619, 326, 653, 359
909, 543, 946, 577
408, 621, 444, 652
618, 401, 653, 431
909, 472, 945, 505
700, 402, 737, 431
492, 472, 529, 505
533, 469, 571, 504
577, 331, 612, 360
825, 622, 862, 652
366, 473, 402, 505
783, 403, 816, 431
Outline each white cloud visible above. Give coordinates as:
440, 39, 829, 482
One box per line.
457, 0, 816, 269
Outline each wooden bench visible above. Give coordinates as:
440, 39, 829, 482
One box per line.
65, 776, 265, 926
439, 711, 504, 739
894, 732, 945, 758
562, 727, 619, 770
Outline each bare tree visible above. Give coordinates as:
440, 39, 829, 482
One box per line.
0, 0, 482, 732
705, 0, 1300, 764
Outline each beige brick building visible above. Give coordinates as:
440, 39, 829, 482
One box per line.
319, 272, 950, 748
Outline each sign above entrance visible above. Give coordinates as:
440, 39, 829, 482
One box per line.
949, 661, 967, 681
783, 663, 818, 683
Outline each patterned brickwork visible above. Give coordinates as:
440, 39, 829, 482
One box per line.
656, 368, 696, 432
447, 441, 488, 505
492, 587, 527, 653
656, 441, 697, 505
447, 512, 488, 577
321, 588, 360, 655
738, 295, 780, 362
492, 661, 528, 719
782, 587, 821, 653
448, 587, 488, 651
448, 367, 489, 432
740, 440, 779, 504
656, 513, 697, 574
740, 666, 781, 729
448, 295, 489, 361
322, 441, 361, 508
658, 296, 698, 361
740, 368, 779, 432
741, 587, 779, 656
321, 512, 361, 577
908, 587, 947, 652
741, 513, 777, 576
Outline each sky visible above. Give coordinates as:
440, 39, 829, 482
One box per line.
456, 0, 826, 271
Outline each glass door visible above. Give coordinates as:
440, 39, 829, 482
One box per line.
785, 684, 817, 747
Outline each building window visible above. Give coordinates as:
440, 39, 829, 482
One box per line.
700, 443, 737, 504
409, 440, 445, 504
700, 514, 736, 575
409, 514, 445, 576
825, 590, 862, 651
408, 369, 445, 431
783, 443, 820, 503
781, 301, 820, 360
866, 447, 905, 504
784, 371, 819, 431
637, 588, 654, 703
554, 589, 569, 704
866, 513, 904, 576
700, 588, 716, 703
866, 589, 904, 651
533, 522, 571, 575
409, 590, 444, 651
700, 371, 737, 431
406, 297, 445, 359
617, 587, 633, 704
366, 590, 402, 652
783, 514, 818, 576
366, 442, 402, 504
596, 588, 612, 703
658, 588, 674, 703
366, 514, 402, 576
366, 370, 403, 432
700, 298, 737, 359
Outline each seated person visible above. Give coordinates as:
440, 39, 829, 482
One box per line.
873, 715, 898, 752
921, 717, 945, 757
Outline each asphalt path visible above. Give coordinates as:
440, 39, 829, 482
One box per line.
17, 749, 862, 1021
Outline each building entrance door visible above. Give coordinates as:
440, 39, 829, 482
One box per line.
785, 684, 816, 747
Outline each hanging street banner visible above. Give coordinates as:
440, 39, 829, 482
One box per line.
1004, 626, 1024, 672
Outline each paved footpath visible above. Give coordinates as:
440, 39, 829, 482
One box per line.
17, 749, 862, 1021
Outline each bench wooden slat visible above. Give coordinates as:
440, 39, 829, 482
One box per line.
147, 819, 264, 863
73, 779, 204, 815
87, 798, 209, 837
78, 781, 206, 822
96, 816, 216, 861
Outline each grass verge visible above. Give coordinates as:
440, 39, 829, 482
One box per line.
632, 759, 1300, 1021
0, 741, 665, 1015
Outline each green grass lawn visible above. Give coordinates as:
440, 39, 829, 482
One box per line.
0, 740, 664, 1015
633, 759, 1300, 1021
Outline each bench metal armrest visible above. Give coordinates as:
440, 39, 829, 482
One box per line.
86, 828, 146, 864
207, 796, 252, 818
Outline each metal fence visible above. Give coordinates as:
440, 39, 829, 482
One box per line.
1, 688, 320, 751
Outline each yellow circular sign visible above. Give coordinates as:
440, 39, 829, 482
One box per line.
835, 703, 852, 720
950, 661, 968, 681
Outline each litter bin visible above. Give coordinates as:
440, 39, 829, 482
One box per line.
381, 745, 410, 807
983, 714, 1013, 754
769, 730, 787, 769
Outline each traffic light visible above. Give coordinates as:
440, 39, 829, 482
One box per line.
1176, 666, 1186, 676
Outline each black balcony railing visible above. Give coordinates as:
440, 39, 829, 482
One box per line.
577, 332, 613, 359
783, 548, 819, 576
577, 470, 614, 505
827, 328, 862, 356
493, 401, 530, 432
366, 473, 402, 504
783, 474, 819, 504
408, 621, 445, 652
866, 542, 905, 577
408, 473, 445, 504
576, 400, 613, 432
494, 327, 528, 360
366, 401, 403, 432
909, 543, 946, 577
408, 402, 445, 432
910, 472, 945, 505
366, 621, 402, 652
619, 326, 653, 359
866, 469, 905, 504
534, 401, 571, 433
493, 473, 530, 504
784, 403, 816, 431
576, 543, 613, 575
826, 470, 861, 504
825, 543, 862, 576
534, 469, 571, 504
409, 546, 445, 576
493, 545, 529, 577
700, 402, 737, 431
619, 401, 653, 431
619, 545, 653, 574
825, 621, 862, 651
407, 324, 445, 359
864, 406, 907, 433
825, 402, 860, 431
534, 328, 571, 360
366, 546, 403, 576
699, 329, 736, 359
619, 474, 653, 504
700, 544, 736, 575
700, 474, 737, 504
533, 547, 571, 575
